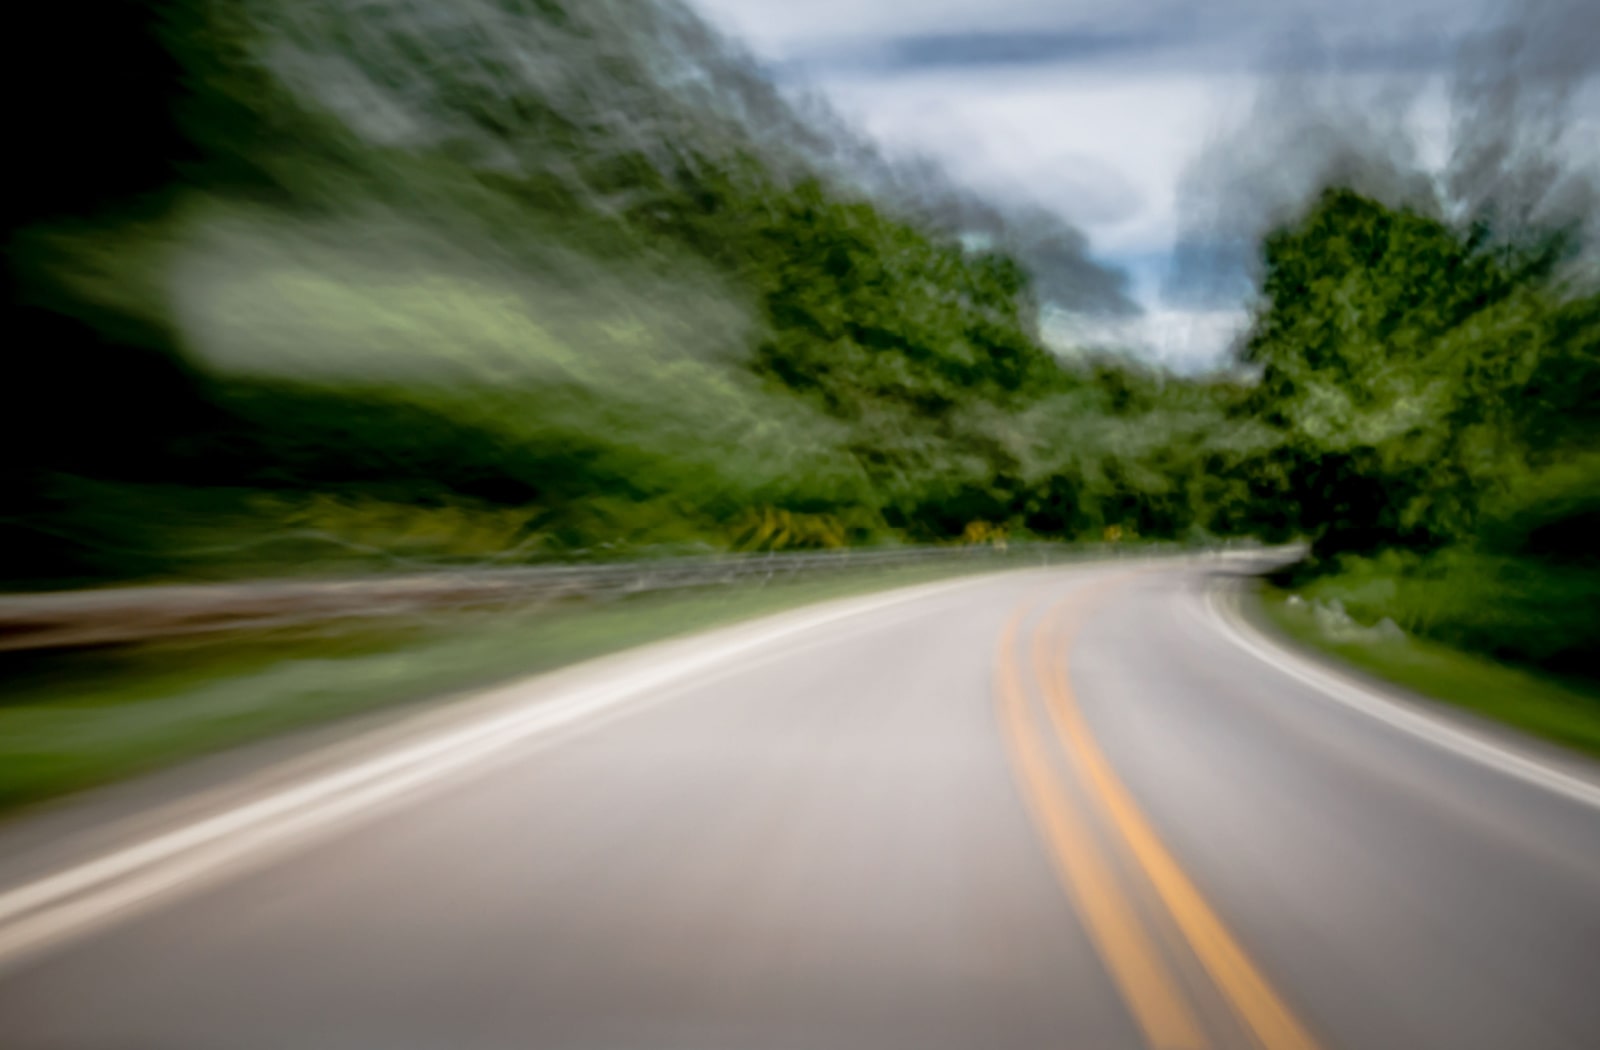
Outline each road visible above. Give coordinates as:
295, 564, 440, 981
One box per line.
0, 558, 1597, 1048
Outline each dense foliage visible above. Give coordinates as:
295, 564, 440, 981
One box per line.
1246, 189, 1599, 678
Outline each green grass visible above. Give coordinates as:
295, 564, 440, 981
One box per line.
0, 559, 1023, 814
1260, 588, 1600, 760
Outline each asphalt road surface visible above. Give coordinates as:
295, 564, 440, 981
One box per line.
1, 557, 1597, 1048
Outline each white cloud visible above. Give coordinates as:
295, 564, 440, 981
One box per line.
820, 67, 1257, 257
1043, 305, 1252, 372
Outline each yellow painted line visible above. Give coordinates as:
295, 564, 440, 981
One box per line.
1035, 588, 1325, 1050
994, 608, 1209, 1050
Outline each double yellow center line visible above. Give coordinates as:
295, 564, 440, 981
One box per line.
993, 577, 1323, 1050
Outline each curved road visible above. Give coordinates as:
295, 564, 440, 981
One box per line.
0, 558, 1597, 1048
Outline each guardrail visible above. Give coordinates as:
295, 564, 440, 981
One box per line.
0, 540, 1253, 653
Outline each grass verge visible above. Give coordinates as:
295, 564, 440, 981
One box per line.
0, 558, 1033, 814
1259, 587, 1600, 760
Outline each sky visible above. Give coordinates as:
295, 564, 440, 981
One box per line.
687, 0, 1597, 368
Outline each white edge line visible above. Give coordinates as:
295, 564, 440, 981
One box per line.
1207, 584, 1600, 813
0, 571, 1010, 964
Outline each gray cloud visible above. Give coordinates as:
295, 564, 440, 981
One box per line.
893, 29, 1173, 67
1448, 0, 1600, 233
787, 28, 1187, 75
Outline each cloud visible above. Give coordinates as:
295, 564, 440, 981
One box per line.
821, 67, 1252, 256
1043, 304, 1252, 373
888, 29, 1177, 68
779, 28, 1188, 77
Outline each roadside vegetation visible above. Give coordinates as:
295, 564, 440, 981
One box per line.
1251, 189, 1599, 688
1262, 590, 1600, 760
